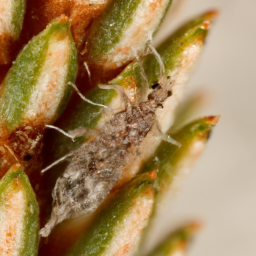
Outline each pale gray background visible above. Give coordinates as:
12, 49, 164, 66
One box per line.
145, 0, 256, 255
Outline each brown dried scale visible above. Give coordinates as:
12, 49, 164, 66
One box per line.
40, 82, 172, 237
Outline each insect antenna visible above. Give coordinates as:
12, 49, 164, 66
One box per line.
148, 43, 165, 78
132, 61, 149, 102
147, 43, 171, 89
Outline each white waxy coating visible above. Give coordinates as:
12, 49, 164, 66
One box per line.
0, 186, 26, 256
102, 191, 154, 256
25, 34, 71, 124
105, 0, 170, 68
0, 0, 15, 36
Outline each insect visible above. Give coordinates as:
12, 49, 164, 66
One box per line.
40, 46, 175, 237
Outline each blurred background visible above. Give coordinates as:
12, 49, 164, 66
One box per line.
145, 0, 256, 255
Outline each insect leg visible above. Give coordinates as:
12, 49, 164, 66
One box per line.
155, 121, 182, 148
45, 125, 76, 142
68, 82, 107, 109
41, 152, 74, 174
98, 83, 131, 109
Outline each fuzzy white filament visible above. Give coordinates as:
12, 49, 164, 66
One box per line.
98, 84, 130, 108
68, 82, 107, 109
41, 152, 74, 174
45, 125, 76, 142
136, 62, 149, 102
148, 43, 166, 80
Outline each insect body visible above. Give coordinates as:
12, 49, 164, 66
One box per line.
40, 79, 172, 237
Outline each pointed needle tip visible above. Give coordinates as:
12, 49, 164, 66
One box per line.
207, 115, 220, 126
205, 9, 219, 22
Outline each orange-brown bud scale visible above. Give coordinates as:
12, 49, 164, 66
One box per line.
22, 0, 109, 51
